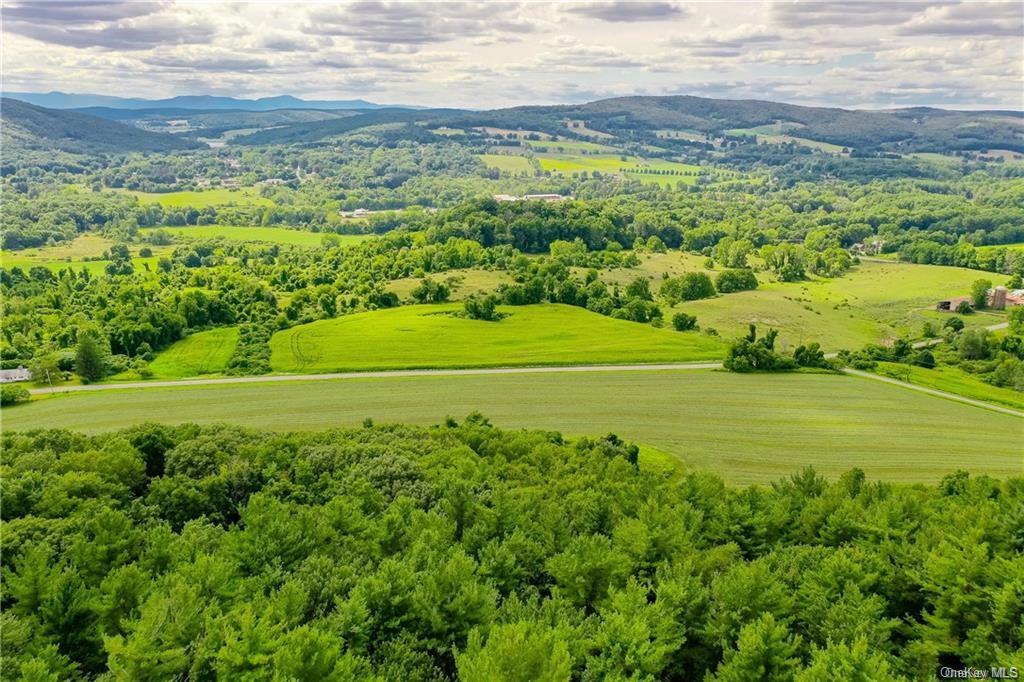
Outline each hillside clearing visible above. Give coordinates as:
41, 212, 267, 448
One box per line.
145, 327, 239, 378
124, 187, 274, 208
270, 303, 726, 373
8, 370, 1020, 485
140, 225, 367, 248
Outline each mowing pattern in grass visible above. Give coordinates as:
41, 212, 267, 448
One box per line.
874, 361, 1024, 410
270, 303, 726, 372
125, 188, 273, 208
140, 225, 368, 248
9, 371, 1021, 485
147, 327, 240, 378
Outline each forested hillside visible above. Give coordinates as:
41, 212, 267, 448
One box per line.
0, 99, 202, 154
3, 421, 1020, 680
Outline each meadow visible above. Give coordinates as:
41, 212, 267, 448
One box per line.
874, 361, 1024, 410
9, 370, 1021, 485
124, 187, 274, 208
270, 303, 726, 373
478, 153, 535, 173
140, 225, 367, 247
386, 268, 512, 300
675, 258, 1003, 350
1, 234, 172, 273
145, 327, 239, 378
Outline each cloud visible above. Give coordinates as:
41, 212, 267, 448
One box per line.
3, 3, 217, 50
563, 1, 687, 22
535, 44, 643, 69
898, 2, 1023, 36
142, 53, 270, 72
769, 0, 940, 28
302, 1, 536, 45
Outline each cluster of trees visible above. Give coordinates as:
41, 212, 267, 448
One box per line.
899, 240, 1024, 276
3, 420, 1020, 680
724, 325, 832, 373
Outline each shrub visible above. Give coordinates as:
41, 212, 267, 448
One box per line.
912, 350, 936, 368
672, 312, 698, 331
0, 384, 30, 406
715, 269, 758, 294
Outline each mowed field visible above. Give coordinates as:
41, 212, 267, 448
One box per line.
8, 370, 1021, 485
124, 187, 274, 208
874, 361, 1024, 410
270, 303, 726, 373
146, 327, 239, 378
140, 225, 368, 248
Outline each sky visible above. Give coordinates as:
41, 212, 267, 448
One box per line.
2, 0, 1022, 110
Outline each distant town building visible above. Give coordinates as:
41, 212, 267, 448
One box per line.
991, 286, 1008, 310
0, 366, 31, 383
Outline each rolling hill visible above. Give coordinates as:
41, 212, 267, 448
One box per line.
0, 98, 202, 154
5, 91, 404, 111
229, 94, 1024, 153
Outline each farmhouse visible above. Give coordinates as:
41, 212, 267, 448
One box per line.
0, 366, 31, 383
936, 287, 1024, 312
339, 208, 371, 218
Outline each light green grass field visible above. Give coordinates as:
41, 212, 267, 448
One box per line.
146, 327, 239, 378
140, 225, 366, 248
522, 139, 619, 153
478, 154, 535, 173
874, 361, 1024, 410
270, 303, 726, 372
679, 258, 1004, 351
386, 269, 513, 300
1, 235, 172, 274
125, 188, 274, 208
8, 371, 1020, 485
535, 152, 726, 186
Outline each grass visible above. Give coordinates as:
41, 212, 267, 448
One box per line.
874, 361, 1024, 410
7, 370, 1021, 485
478, 154, 535, 173
677, 258, 1005, 351
1, 235, 173, 274
386, 269, 512, 300
124, 187, 273, 208
522, 139, 618, 153
146, 327, 240, 378
270, 303, 726, 373
140, 225, 367, 248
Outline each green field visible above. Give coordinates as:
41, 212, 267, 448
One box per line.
522, 139, 619, 153
9, 371, 1021, 485
678, 258, 1004, 351
125, 187, 274, 208
874, 361, 1024, 410
1, 234, 172, 274
386, 268, 513, 300
478, 154, 535, 173
140, 225, 367, 248
270, 303, 726, 373
145, 327, 239, 378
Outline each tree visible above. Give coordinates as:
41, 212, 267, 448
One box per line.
75, 327, 110, 383
912, 349, 936, 368
970, 279, 992, 309
672, 312, 698, 331
713, 614, 801, 682
794, 342, 828, 368
716, 269, 758, 294
457, 622, 572, 682
464, 294, 500, 321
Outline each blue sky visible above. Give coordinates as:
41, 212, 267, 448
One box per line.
2, 1, 1021, 109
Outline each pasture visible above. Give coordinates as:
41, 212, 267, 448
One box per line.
146, 327, 239, 378
1, 234, 172, 274
874, 362, 1024, 410
676, 258, 1004, 350
386, 268, 513, 300
478, 154, 535, 173
270, 303, 726, 373
140, 225, 366, 248
8, 370, 1021, 485
125, 187, 274, 208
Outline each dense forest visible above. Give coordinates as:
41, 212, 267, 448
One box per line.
3, 421, 1021, 680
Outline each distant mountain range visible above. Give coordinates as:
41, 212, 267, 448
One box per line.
3, 92, 407, 111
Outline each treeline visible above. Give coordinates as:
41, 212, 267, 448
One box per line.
2, 421, 1020, 680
